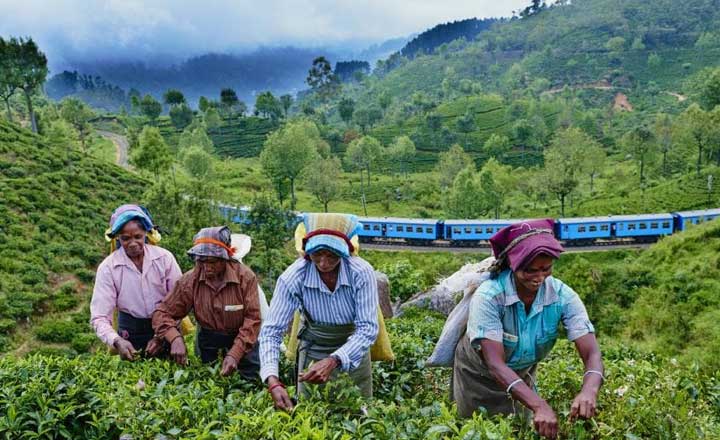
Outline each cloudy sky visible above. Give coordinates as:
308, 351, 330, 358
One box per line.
0, 0, 530, 68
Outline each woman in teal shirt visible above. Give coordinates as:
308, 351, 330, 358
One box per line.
453, 219, 604, 439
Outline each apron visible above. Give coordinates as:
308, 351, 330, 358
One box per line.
194, 327, 260, 380
295, 314, 373, 398
453, 334, 536, 420
118, 311, 169, 355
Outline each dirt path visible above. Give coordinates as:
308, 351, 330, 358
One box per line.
97, 130, 129, 169
667, 92, 687, 102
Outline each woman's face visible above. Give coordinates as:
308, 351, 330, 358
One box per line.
514, 254, 554, 294
118, 220, 146, 259
196, 256, 226, 280
309, 249, 341, 273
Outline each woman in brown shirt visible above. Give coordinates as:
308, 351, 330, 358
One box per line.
152, 226, 261, 379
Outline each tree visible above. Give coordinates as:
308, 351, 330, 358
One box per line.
178, 126, 214, 155
387, 135, 416, 176
584, 142, 606, 194
220, 88, 246, 117
182, 146, 213, 179
306, 56, 341, 102
479, 158, 514, 218
353, 106, 382, 133
677, 104, 720, 173
59, 98, 94, 152
690, 67, 720, 111
204, 107, 221, 129
654, 113, 673, 176
198, 96, 211, 113
622, 126, 657, 185
169, 104, 193, 130
255, 91, 282, 120
338, 97, 355, 126
241, 194, 295, 282
436, 144, 474, 189
483, 133, 511, 160
304, 156, 342, 212
345, 136, 383, 214
260, 119, 324, 209
456, 111, 476, 145
445, 166, 483, 218
544, 127, 591, 216
0, 37, 20, 122
280, 94, 293, 117
131, 126, 173, 180
378, 91, 392, 115
163, 89, 186, 106
140, 94, 162, 124
13, 38, 48, 133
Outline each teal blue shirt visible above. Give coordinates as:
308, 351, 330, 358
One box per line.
466, 270, 595, 371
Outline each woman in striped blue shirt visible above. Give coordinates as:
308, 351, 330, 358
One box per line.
259, 213, 379, 411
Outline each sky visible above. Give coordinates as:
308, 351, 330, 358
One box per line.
0, 0, 530, 69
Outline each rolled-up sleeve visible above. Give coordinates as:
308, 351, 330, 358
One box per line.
258, 276, 299, 382
332, 266, 379, 372
559, 283, 595, 341
90, 262, 120, 347
152, 275, 194, 344
466, 282, 504, 346
228, 272, 261, 362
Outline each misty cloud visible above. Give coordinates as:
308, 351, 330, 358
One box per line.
0, 0, 529, 69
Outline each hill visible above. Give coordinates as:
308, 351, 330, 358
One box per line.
0, 120, 147, 354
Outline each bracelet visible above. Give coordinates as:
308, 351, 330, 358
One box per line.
268, 382, 286, 394
584, 370, 605, 382
506, 378, 524, 395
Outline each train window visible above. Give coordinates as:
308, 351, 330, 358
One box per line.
650, 223, 658, 229
639, 223, 647, 230
662, 222, 670, 228
415, 226, 423, 232
397, 226, 404, 232
600, 224, 609, 231
363, 224, 370, 230
426, 227, 433, 233
589, 225, 597, 232
563, 225, 568, 231
486, 227, 493, 233
453, 228, 461, 234
628, 224, 636, 230
578, 226, 586, 232
464, 227, 472, 234
373, 225, 380, 231
474, 227, 482, 234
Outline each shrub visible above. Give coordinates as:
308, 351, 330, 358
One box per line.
34, 320, 84, 343
0, 319, 15, 334
70, 333, 96, 353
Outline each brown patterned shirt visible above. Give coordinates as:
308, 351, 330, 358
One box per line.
152, 260, 260, 361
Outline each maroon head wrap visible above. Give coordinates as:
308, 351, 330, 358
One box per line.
489, 219, 564, 272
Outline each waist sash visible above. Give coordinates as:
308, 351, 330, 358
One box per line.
117, 311, 154, 350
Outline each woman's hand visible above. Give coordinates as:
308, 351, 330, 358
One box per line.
220, 355, 238, 377
267, 376, 295, 411
145, 337, 164, 357
170, 337, 188, 366
114, 338, 137, 361
299, 357, 338, 384
570, 389, 598, 419
533, 402, 558, 439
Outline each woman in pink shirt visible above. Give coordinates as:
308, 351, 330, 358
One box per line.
90, 204, 182, 361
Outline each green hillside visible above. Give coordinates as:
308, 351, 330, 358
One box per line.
0, 121, 146, 354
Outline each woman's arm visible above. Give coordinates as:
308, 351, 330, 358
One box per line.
571, 333, 603, 419
480, 339, 558, 439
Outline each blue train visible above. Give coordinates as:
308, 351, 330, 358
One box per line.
218, 204, 720, 247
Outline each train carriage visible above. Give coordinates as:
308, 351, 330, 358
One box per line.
673, 208, 720, 231
613, 214, 674, 239
444, 219, 516, 244
358, 217, 440, 244
557, 217, 614, 241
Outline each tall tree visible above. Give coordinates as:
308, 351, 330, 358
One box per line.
220, 88, 246, 117
0, 37, 20, 122
178, 126, 214, 155
304, 156, 342, 212
436, 144, 475, 190
338, 97, 355, 127
163, 89, 186, 106
260, 119, 324, 209
198, 96, 211, 113
445, 165, 483, 218
479, 158, 514, 219
131, 126, 173, 180
140, 94, 162, 124
378, 91, 392, 115
306, 56, 341, 102
255, 91, 283, 120
387, 135, 416, 176
13, 38, 48, 133
544, 127, 590, 216
456, 111, 476, 146
204, 107, 221, 129
169, 104, 194, 130
483, 133, 511, 160
182, 146, 213, 179
345, 136, 383, 214
654, 113, 673, 176
280, 94, 293, 118
59, 98, 94, 152
622, 126, 657, 185
353, 106, 382, 133
584, 142, 606, 194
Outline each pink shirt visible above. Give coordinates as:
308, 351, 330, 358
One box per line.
90, 244, 182, 347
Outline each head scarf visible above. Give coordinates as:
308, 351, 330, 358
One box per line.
187, 226, 236, 260
489, 218, 564, 273
301, 213, 362, 258
104, 204, 161, 252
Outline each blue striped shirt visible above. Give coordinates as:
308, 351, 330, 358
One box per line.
258, 256, 379, 382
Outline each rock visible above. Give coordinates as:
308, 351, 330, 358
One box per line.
375, 271, 393, 319
399, 257, 495, 316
